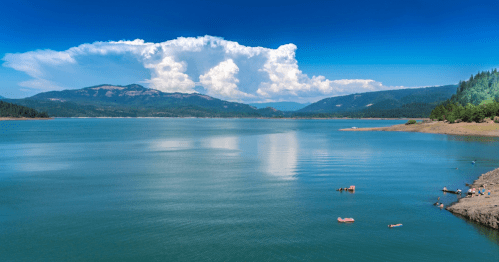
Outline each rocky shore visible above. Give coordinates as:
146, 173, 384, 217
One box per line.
341, 119, 499, 137
446, 168, 499, 230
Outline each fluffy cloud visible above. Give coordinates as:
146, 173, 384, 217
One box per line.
200, 59, 253, 98
144, 56, 196, 93
2, 36, 402, 102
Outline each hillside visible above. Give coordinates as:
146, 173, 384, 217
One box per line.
449, 69, 499, 106
430, 70, 499, 122
8, 84, 284, 118
298, 85, 457, 114
0, 100, 49, 118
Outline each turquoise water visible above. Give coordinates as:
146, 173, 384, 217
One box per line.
1, 118, 499, 261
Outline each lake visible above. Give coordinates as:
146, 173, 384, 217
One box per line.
1, 118, 499, 261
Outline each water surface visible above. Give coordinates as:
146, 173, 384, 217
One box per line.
1, 119, 498, 261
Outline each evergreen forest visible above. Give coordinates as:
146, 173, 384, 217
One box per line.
0, 100, 49, 118
430, 69, 499, 123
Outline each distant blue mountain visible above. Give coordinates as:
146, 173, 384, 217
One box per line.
249, 102, 310, 111
298, 85, 457, 113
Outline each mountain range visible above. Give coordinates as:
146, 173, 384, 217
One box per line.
292, 85, 457, 118
299, 85, 457, 113
2, 84, 458, 118
4, 84, 283, 117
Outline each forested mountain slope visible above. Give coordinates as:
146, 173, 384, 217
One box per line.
430, 69, 499, 122
299, 85, 456, 113
449, 69, 499, 106
0, 100, 49, 118
8, 84, 284, 117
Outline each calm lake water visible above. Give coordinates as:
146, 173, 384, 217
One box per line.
1, 118, 499, 261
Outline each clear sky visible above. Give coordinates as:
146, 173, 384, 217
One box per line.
1, 0, 498, 102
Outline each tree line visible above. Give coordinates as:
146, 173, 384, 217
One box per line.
0, 100, 49, 118
430, 100, 499, 123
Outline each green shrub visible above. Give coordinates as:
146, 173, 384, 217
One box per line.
446, 114, 457, 123
406, 119, 417, 125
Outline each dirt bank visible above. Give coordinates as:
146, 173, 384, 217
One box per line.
340, 120, 499, 137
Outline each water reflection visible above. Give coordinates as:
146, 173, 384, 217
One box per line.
0, 143, 72, 172
258, 132, 298, 180
463, 215, 499, 245
310, 145, 373, 164
446, 135, 499, 143
150, 139, 193, 151
1, 143, 49, 157
205, 136, 239, 151
11, 162, 71, 172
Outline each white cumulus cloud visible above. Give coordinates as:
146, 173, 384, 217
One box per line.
144, 56, 196, 93
199, 59, 253, 98
2, 36, 403, 102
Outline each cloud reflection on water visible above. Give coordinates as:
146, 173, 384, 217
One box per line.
205, 136, 239, 151
258, 132, 298, 180
0, 143, 72, 172
150, 139, 193, 151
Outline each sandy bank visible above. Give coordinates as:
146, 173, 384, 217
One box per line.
0, 117, 52, 121
446, 168, 499, 229
340, 120, 499, 137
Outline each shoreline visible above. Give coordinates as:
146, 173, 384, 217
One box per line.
341, 120, 499, 229
49, 116, 423, 120
340, 120, 499, 137
446, 167, 499, 230
0, 117, 52, 121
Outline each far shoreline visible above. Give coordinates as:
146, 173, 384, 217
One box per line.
48, 116, 425, 120
0, 117, 52, 121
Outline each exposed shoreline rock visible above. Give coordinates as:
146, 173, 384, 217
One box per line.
446, 168, 499, 230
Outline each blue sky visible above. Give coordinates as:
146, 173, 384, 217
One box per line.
1, 0, 499, 102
